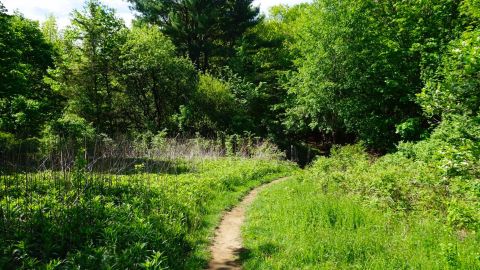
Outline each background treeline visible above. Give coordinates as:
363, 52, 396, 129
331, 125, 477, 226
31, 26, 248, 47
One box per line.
0, 0, 268, 157
1, 0, 480, 157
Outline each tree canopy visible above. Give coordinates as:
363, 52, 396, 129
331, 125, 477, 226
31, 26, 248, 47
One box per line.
127, 0, 260, 70
1, 0, 480, 154
0, 7, 59, 139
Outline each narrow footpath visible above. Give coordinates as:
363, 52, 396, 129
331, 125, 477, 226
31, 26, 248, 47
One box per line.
208, 177, 289, 270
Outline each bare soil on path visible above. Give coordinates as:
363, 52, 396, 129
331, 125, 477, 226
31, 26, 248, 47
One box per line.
207, 177, 289, 270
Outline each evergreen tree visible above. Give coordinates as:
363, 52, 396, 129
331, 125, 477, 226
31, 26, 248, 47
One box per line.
127, 0, 260, 70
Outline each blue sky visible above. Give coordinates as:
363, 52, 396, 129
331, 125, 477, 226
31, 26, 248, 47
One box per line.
2, 0, 311, 28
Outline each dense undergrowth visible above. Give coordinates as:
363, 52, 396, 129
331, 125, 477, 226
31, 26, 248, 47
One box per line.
0, 158, 294, 269
243, 116, 480, 269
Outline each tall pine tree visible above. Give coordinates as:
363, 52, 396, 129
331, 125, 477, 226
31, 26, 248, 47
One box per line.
127, 0, 260, 70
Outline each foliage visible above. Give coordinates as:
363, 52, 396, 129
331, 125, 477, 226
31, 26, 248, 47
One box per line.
243, 142, 480, 268
40, 112, 96, 152
420, 28, 480, 117
121, 25, 198, 132
2, 0, 480, 267
0, 158, 294, 269
283, 0, 462, 150
41, 15, 60, 46
0, 9, 60, 140
2, 0, 480, 153
46, 0, 128, 134
229, 5, 305, 140
303, 140, 480, 231
176, 71, 267, 135
176, 73, 238, 133
243, 178, 479, 269
127, 0, 260, 70
44, 1, 201, 137
221, 69, 267, 135
397, 115, 480, 230
0, 131, 15, 150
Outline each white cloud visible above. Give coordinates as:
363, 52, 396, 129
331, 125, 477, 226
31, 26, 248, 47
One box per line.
2, 0, 311, 28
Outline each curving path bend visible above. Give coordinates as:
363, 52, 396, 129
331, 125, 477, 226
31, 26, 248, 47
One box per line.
207, 177, 289, 270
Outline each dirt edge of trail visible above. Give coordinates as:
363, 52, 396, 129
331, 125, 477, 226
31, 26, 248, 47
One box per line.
207, 177, 290, 270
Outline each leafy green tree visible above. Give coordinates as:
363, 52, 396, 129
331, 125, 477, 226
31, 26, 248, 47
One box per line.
230, 5, 306, 140
120, 25, 197, 131
41, 15, 60, 46
174, 70, 275, 135
420, 29, 480, 118
47, 0, 127, 135
283, 0, 462, 150
127, 0, 260, 70
231, 4, 307, 81
420, 0, 480, 118
175, 73, 239, 134
0, 8, 59, 140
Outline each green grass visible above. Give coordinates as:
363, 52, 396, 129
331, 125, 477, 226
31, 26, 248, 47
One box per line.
242, 145, 480, 269
0, 157, 295, 269
243, 178, 480, 269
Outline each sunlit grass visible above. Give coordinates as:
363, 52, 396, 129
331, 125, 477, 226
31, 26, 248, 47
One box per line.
0, 157, 295, 269
243, 172, 480, 269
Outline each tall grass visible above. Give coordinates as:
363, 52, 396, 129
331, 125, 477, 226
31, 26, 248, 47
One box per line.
243, 180, 479, 269
242, 145, 480, 269
0, 136, 295, 269
0, 133, 285, 174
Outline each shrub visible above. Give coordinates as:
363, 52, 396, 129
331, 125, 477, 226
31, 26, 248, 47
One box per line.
308, 125, 479, 231
40, 112, 95, 152
0, 131, 15, 150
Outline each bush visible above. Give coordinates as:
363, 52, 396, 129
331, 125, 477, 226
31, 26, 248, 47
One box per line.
307, 122, 480, 231
243, 137, 479, 269
176, 73, 245, 134
0, 131, 15, 150
243, 176, 479, 269
40, 112, 95, 152
419, 28, 480, 117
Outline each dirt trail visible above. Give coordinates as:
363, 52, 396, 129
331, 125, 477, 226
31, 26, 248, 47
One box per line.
208, 177, 289, 270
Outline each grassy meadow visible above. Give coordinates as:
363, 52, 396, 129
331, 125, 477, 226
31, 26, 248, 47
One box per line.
0, 157, 295, 269
243, 145, 480, 269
